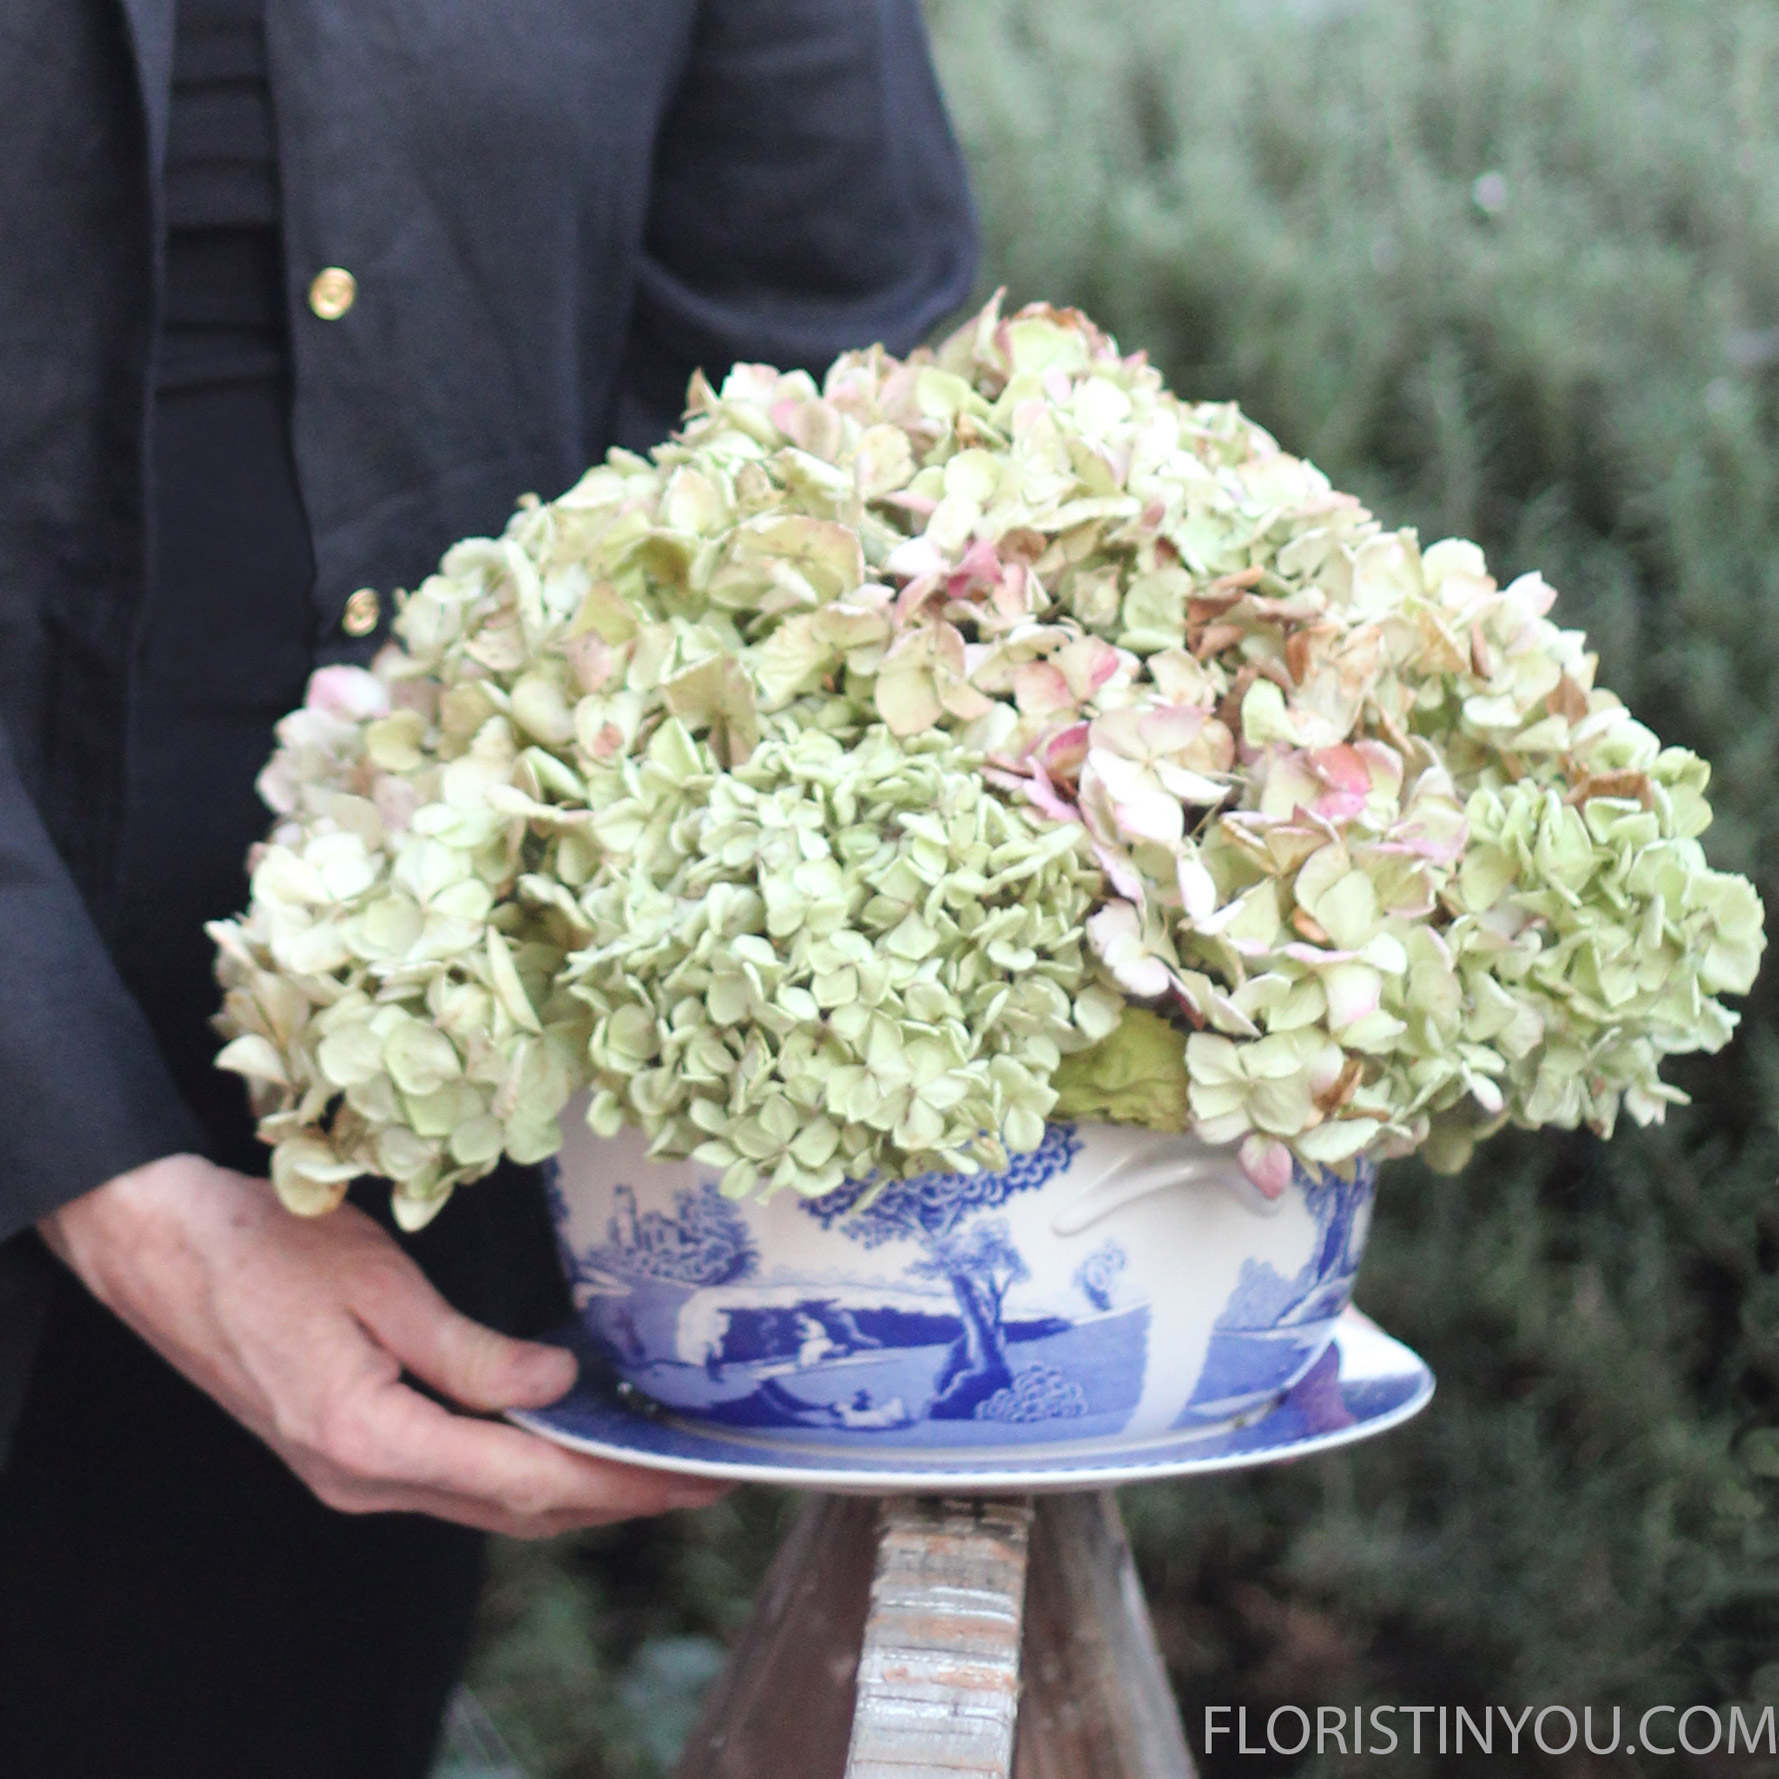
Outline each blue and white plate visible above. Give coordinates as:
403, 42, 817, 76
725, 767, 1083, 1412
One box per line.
509, 1308, 1433, 1494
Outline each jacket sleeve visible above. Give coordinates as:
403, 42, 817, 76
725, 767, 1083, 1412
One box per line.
612, 0, 978, 449
0, 716, 209, 1245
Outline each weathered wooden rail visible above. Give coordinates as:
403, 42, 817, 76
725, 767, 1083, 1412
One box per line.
671, 1491, 1198, 1779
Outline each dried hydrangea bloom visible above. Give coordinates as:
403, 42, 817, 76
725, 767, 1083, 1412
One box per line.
568, 723, 1113, 1199
212, 296, 1765, 1222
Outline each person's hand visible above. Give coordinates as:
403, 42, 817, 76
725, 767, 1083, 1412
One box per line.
36, 1153, 727, 1537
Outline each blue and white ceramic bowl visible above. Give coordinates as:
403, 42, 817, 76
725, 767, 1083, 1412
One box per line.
545, 1113, 1376, 1456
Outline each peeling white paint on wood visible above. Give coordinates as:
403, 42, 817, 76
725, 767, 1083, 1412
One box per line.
844, 1498, 1033, 1779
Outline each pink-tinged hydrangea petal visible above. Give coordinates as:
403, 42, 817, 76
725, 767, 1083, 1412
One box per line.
1304, 1041, 1350, 1100
893, 571, 944, 625
1088, 706, 1145, 759
1056, 636, 1124, 699
1092, 841, 1145, 904
1041, 722, 1091, 778
1355, 739, 1404, 792
1504, 570, 1558, 618
879, 489, 938, 519
1023, 756, 1083, 824
1315, 789, 1369, 822
1257, 752, 1326, 821
1014, 660, 1074, 716
982, 759, 1081, 826
1308, 741, 1370, 804
885, 535, 949, 581
1076, 766, 1119, 845
720, 363, 784, 405
1154, 761, 1232, 805
373, 775, 422, 833
1140, 704, 1209, 755
1177, 853, 1218, 922
307, 665, 390, 722
948, 538, 1003, 597
1321, 962, 1383, 1029
1088, 901, 1173, 998
769, 396, 844, 461
1200, 719, 1238, 774
1463, 1069, 1506, 1116
1148, 649, 1219, 708
1087, 751, 1186, 847
1239, 1133, 1295, 1199
565, 633, 614, 694
1281, 940, 1355, 968
988, 561, 1041, 627
940, 680, 997, 722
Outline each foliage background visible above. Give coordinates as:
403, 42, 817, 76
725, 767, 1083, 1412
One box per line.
453, 1, 1779, 1772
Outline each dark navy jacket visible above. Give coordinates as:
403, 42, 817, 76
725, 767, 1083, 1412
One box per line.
0, 0, 976, 1459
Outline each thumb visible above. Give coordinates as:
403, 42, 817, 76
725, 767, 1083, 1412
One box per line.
351, 1257, 577, 1412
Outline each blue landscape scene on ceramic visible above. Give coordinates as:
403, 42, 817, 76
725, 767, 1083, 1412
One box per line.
1174, 1158, 1376, 1428
516, 1320, 1435, 1485
550, 1124, 1372, 1448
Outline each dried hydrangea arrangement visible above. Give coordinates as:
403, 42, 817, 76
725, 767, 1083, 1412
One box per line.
211, 298, 1765, 1228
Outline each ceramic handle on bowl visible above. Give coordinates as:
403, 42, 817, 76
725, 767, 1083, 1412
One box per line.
1048, 1130, 1281, 1237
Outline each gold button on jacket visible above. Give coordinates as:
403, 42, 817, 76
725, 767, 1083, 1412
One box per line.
341, 587, 381, 636
308, 266, 357, 320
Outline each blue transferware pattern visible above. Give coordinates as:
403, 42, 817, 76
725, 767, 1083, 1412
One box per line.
1176, 1159, 1372, 1428
544, 1118, 1377, 1452
508, 1310, 1434, 1494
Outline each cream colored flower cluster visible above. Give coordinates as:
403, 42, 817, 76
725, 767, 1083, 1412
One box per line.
212, 297, 1763, 1224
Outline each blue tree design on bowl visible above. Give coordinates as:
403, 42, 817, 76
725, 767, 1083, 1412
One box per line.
802, 1125, 1087, 1423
